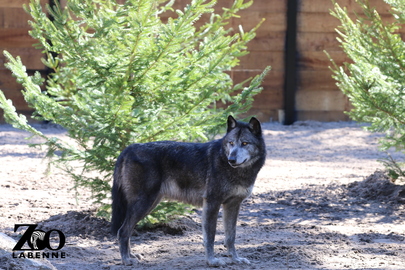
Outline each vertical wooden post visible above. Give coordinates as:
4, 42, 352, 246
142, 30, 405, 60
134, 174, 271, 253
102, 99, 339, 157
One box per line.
45, 0, 59, 77
283, 0, 298, 125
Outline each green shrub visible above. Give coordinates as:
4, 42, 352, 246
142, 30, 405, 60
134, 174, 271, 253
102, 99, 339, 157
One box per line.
0, 0, 269, 222
329, 0, 405, 181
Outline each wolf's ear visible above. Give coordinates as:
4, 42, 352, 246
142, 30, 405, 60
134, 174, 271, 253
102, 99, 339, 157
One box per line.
249, 117, 262, 136
227, 115, 237, 132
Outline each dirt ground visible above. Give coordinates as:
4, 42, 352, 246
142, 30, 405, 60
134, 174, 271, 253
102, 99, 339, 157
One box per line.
1, 121, 405, 270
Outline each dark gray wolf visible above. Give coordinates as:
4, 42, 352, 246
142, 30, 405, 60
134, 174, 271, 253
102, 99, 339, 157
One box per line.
111, 116, 266, 266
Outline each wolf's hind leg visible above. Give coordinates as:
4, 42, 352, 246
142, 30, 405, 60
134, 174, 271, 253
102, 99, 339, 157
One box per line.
223, 199, 250, 264
117, 194, 161, 266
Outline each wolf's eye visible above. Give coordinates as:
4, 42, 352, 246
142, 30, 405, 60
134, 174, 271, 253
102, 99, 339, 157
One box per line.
242, 142, 248, 146
229, 141, 234, 146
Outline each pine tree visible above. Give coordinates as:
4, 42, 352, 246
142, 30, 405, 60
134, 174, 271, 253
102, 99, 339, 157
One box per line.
0, 0, 269, 221
329, 0, 405, 180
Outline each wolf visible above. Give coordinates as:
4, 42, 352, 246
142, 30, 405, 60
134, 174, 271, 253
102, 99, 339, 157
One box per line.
111, 115, 266, 266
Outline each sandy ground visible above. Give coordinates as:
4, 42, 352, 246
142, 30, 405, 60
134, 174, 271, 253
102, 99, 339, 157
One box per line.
0, 121, 405, 270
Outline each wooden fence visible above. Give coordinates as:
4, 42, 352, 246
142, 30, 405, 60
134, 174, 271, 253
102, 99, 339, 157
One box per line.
0, 0, 396, 123
294, 0, 393, 123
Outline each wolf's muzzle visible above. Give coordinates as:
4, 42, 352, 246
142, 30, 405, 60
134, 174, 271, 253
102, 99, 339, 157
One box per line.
228, 156, 237, 166
228, 157, 247, 168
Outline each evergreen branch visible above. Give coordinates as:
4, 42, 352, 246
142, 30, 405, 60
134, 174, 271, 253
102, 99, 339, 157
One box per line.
329, 0, 405, 180
123, 0, 154, 85
358, 84, 405, 126
0, 0, 268, 222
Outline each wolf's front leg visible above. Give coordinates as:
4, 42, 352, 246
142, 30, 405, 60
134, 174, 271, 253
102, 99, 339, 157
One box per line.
223, 199, 250, 264
202, 199, 225, 266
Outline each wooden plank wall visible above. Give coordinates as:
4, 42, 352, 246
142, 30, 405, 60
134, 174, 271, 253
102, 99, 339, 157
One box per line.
0, 0, 47, 122
296, 0, 393, 121
231, 1, 285, 122
0, 0, 400, 123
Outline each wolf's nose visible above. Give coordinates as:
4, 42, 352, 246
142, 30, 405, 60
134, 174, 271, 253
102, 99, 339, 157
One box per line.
228, 157, 237, 165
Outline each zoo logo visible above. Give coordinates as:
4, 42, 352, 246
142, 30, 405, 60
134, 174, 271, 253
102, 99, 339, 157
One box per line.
12, 224, 66, 251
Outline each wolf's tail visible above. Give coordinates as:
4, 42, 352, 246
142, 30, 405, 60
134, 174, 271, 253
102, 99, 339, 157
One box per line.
111, 159, 127, 236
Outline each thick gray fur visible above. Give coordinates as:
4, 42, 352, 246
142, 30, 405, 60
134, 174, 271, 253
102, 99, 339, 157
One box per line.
111, 115, 266, 266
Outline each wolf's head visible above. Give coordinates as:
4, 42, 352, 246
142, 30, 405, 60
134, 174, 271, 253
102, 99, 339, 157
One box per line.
223, 115, 265, 168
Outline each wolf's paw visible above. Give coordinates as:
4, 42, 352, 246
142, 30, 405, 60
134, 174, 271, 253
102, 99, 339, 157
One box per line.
131, 253, 143, 260
207, 257, 227, 267
232, 256, 250, 264
122, 254, 142, 266
122, 258, 137, 266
